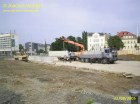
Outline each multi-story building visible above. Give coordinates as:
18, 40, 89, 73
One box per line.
25, 42, 38, 54
0, 33, 19, 56
25, 42, 50, 55
117, 31, 140, 50
38, 43, 45, 51
87, 32, 111, 51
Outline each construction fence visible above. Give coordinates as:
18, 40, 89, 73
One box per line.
117, 50, 140, 55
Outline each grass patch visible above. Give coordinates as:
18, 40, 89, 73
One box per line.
118, 54, 140, 61
87, 100, 94, 104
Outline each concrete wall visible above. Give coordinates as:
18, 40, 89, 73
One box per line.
118, 50, 140, 55
28, 56, 59, 64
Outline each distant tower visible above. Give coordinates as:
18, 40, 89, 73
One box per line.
14, 29, 16, 34
45, 40, 47, 53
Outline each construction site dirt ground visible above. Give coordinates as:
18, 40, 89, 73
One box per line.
0, 59, 140, 104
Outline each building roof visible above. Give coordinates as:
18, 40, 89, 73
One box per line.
88, 32, 111, 36
88, 32, 95, 36
117, 31, 136, 38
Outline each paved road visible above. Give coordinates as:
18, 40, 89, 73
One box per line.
55, 61, 140, 76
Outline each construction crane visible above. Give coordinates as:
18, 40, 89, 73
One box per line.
57, 36, 118, 64
58, 36, 85, 52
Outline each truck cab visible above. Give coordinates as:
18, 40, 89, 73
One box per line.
102, 48, 117, 63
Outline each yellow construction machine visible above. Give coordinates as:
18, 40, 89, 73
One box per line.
14, 49, 28, 61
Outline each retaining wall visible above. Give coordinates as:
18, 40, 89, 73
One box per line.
28, 56, 59, 64
118, 50, 140, 55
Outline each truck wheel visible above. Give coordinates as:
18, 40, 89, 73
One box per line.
80, 58, 84, 62
102, 58, 108, 64
85, 58, 89, 62
92, 58, 96, 63
15, 58, 18, 60
110, 61, 114, 64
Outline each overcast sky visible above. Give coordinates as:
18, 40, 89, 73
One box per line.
0, 0, 140, 44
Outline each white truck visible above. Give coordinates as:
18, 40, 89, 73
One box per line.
79, 48, 117, 64
48, 51, 77, 61
48, 51, 69, 60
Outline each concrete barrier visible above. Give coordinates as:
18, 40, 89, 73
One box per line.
28, 56, 59, 64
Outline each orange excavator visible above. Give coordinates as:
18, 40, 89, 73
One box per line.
59, 36, 85, 52
58, 36, 85, 57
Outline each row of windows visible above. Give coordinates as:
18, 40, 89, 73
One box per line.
89, 39, 104, 42
0, 46, 11, 48
0, 43, 11, 45
123, 36, 134, 39
124, 46, 136, 49
0, 36, 10, 38
89, 44, 104, 47
0, 40, 11, 42
0, 47, 11, 48
0, 41, 11, 44
0, 44, 11, 46
123, 41, 136, 44
0, 45, 11, 47
0, 38, 10, 40
0, 38, 10, 39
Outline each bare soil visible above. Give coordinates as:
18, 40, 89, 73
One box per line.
118, 54, 140, 61
0, 59, 140, 104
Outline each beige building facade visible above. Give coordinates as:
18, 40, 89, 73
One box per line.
87, 32, 111, 51
117, 31, 140, 50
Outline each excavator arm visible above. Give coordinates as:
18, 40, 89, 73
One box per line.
59, 36, 85, 52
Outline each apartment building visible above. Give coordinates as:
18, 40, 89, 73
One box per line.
0, 33, 19, 56
25, 42, 38, 54
87, 32, 111, 51
117, 31, 140, 50
25, 42, 50, 55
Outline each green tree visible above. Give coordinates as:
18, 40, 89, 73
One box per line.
76, 37, 83, 51
107, 36, 124, 50
51, 35, 85, 52
138, 36, 140, 43
82, 31, 87, 50
134, 44, 139, 50
19, 44, 24, 52
51, 39, 63, 51
38, 49, 44, 53
65, 36, 77, 52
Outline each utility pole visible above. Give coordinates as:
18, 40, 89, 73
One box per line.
31, 41, 32, 56
137, 25, 139, 37
10, 30, 13, 57
76, 37, 78, 51
45, 40, 47, 54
